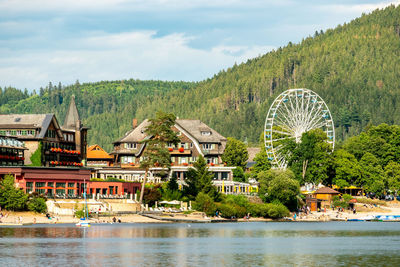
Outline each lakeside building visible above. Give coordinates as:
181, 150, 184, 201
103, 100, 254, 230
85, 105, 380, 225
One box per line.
87, 144, 113, 167
306, 186, 341, 211
0, 96, 88, 167
90, 118, 252, 194
0, 97, 140, 199
0, 166, 140, 197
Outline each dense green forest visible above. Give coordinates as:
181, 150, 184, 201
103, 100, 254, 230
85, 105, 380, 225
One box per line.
1, 5, 400, 151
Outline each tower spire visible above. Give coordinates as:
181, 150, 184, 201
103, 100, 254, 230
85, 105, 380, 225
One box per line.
63, 95, 80, 130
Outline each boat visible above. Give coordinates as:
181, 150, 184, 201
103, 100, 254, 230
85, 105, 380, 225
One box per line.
76, 218, 91, 227
76, 178, 90, 227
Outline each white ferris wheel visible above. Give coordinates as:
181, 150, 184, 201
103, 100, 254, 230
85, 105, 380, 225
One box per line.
264, 88, 335, 169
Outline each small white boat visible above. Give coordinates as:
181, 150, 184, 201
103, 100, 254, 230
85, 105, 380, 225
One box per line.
76, 218, 90, 227
76, 180, 91, 227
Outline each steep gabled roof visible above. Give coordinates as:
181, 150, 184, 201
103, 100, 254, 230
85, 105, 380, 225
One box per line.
175, 119, 226, 143
113, 119, 227, 151
63, 95, 80, 130
0, 114, 56, 139
87, 144, 113, 159
114, 119, 150, 143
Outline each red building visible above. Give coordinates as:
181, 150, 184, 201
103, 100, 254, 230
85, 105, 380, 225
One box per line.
0, 167, 139, 197
87, 181, 140, 196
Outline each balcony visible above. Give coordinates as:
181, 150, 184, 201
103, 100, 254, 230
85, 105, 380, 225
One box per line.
168, 147, 191, 155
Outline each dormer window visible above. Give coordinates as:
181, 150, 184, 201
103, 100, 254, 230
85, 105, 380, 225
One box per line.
201, 131, 211, 136
125, 143, 137, 149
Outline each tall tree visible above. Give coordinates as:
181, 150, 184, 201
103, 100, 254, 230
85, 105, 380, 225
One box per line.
184, 155, 219, 200
221, 137, 249, 169
138, 111, 180, 209
287, 129, 332, 185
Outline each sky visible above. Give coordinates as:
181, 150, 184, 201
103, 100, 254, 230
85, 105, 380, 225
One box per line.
0, 0, 399, 90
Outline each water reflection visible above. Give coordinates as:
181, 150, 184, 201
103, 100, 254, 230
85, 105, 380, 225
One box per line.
0, 222, 399, 266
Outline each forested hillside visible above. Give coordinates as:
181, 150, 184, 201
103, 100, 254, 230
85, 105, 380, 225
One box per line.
1, 5, 399, 151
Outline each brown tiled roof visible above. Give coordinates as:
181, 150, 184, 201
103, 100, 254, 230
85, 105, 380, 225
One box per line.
114, 119, 150, 143
176, 119, 226, 143
0, 114, 55, 138
314, 187, 340, 194
247, 147, 261, 162
113, 119, 227, 145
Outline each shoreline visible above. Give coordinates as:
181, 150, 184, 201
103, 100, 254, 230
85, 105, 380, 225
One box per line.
1, 202, 400, 225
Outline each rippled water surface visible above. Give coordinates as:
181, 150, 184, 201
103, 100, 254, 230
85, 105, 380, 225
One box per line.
1, 222, 399, 266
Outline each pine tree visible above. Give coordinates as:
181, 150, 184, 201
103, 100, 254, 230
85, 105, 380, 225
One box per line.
138, 111, 180, 209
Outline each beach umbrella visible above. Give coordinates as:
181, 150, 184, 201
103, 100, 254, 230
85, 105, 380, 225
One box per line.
38, 186, 54, 189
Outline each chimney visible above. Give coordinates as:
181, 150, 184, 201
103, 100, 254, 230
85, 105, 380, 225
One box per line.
132, 118, 138, 129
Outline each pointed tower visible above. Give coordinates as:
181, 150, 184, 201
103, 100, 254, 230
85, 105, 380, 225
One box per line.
63, 95, 80, 130
62, 95, 89, 165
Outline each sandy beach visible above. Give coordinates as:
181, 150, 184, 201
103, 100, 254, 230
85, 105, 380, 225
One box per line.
1, 200, 399, 225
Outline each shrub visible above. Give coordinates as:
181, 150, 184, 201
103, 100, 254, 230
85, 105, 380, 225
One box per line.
342, 194, 353, 202
143, 185, 162, 206
246, 203, 269, 217
0, 174, 28, 211
265, 203, 290, 219
193, 192, 216, 216
27, 196, 47, 213
75, 209, 85, 218
223, 194, 249, 208
216, 203, 246, 219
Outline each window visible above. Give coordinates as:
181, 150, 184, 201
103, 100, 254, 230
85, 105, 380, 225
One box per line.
180, 142, 188, 149
206, 157, 217, 164
56, 182, 66, 195
190, 143, 193, 148
46, 130, 56, 138
35, 182, 45, 194
201, 131, 211, 136
167, 142, 175, 148
26, 182, 33, 193
0, 130, 5, 135
178, 157, 188, 164
221, 172, 228, 180
203, 143, 214, 150
125, 143, 137, 149
27, 130, 35, 136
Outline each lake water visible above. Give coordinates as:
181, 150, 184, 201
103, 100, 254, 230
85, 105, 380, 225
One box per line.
0, 222, 399, 266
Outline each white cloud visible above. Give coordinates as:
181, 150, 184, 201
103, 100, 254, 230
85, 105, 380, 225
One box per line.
0, 0, 291, 14
0, 31, 274, 89
317, 0, 400, 15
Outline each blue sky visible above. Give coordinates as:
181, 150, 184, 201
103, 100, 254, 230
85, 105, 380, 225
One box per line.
0, 0, 398, 90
